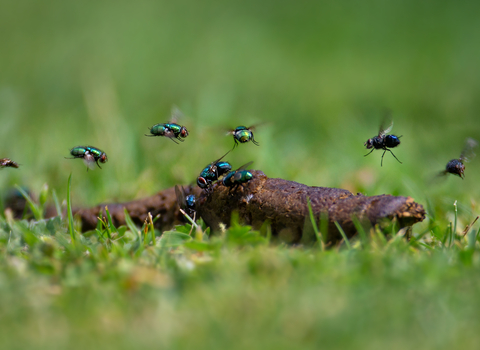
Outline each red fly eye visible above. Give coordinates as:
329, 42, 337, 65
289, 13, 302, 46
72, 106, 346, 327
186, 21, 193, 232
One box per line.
197, 177, 208, 189
181, 128, 189, 138
100, 154, 108, 163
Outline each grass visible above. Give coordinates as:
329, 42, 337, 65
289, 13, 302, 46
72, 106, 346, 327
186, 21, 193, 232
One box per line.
1, 0, 480, 348
1, 186, 480, 349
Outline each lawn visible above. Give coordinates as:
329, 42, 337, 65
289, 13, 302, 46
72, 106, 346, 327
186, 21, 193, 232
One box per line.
1, 0, 480, 348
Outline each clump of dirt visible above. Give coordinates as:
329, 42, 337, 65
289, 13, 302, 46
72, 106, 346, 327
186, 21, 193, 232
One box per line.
68, 169, 425, 244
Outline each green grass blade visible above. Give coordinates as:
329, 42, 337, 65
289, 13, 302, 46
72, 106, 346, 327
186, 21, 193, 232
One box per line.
179, 208, 198, 229
352, 215, 368, 248
467, 227, 480, 251
452, 200, 458, 247
148, 213, 155, 245
124, 208, 141, 240
307, 197, 323, 249
334, 221, 351, 250
14, 185, 43, 221
67, 173, 75, 245
105, 206, 119, 237
51, 189, 62, 219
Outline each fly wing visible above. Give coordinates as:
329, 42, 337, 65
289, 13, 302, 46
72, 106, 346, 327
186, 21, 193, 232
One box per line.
460, 138, 478, 162
247, 121, 269, 131
175, 185, 186, 209
169, 105, 184, 124
83, 154, 97, 170
236, 161, 253, 172
164, 129, 176, 139
378, 110, 393, 137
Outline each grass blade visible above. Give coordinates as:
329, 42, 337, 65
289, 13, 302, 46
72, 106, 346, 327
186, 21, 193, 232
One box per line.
307, 197, 323, 249
124, 208, 141, 240
352, 215, 368, 247
105, 206, 119, 237
452, 200, 458, 247
148, 212, 155, 245
14, 185, 43, 220
67, 173, 75, 245
334, 221, 351, 250
467, 227, 479, 251
51, 189, 62, 219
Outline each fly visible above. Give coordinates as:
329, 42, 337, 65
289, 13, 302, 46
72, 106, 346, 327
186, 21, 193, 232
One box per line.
0, 158, 19, 169
439, 138, 478, 179
146, 106, 189, 144
227, 125, 261, 150
175, 185, 196, 219
66, 146, 108, 171
222, 161, 254, 192
197, 151, 232, 190
364, 118, 402, 166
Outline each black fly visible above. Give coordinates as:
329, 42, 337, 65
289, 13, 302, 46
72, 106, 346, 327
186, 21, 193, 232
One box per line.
364, 118, 402, 166
439, 138, 478, 179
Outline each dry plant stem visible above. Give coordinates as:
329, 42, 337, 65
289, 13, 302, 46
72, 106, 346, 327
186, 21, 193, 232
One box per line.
71, 170, 425, 243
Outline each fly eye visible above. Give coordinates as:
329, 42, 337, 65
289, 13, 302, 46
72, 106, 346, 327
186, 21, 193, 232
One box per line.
197, 177, 208, 188
100, 154, 107, 163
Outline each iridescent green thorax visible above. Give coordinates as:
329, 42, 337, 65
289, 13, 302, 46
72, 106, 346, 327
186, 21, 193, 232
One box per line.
69, 146, 108, 169
199, 165, 214, 180
200, 161, 232, 180
166, 123, 188, 139
198, 161, 232, 189
216, 161, 232, 176
234, 127, 253, 143
231, 125, 259, 149
165, 123, 182, 134
86, 146, 105, 159
147, 123, 188, 142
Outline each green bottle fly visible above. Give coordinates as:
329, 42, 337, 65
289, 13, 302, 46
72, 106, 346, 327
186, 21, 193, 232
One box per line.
146, 107, 189, 144
228, 125, 260, 150
197, 151, 232, 189
67, 146, 108, 170
222, 161, 254, 190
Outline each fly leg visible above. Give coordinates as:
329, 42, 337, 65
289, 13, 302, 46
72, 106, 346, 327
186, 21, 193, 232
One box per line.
380, 148, 402, 166
164, 130, 180, 144
231, 139, 239, 151
386, 148, 402, 165
364, 148, 375, 157
381, 149, 387, 167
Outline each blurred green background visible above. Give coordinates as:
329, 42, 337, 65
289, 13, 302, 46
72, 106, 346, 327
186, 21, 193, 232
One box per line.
1, 0, 479, 216
2, 2, 480, 349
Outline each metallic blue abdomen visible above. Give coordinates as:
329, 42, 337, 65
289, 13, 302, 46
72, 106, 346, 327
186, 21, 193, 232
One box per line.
384, 135, 401, 148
